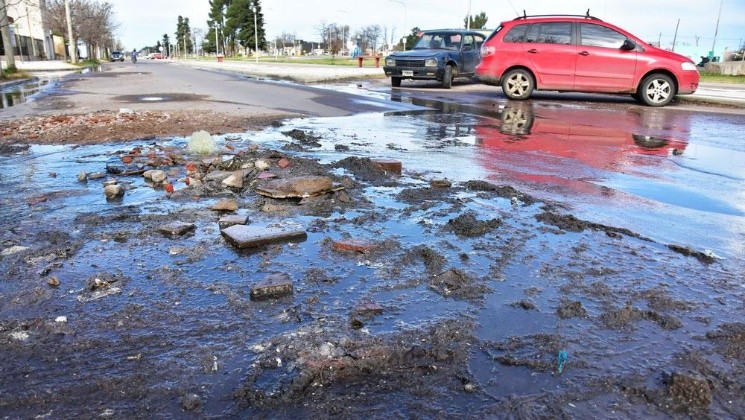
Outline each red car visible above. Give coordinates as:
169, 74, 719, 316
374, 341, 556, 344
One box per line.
475, 13, 699, 106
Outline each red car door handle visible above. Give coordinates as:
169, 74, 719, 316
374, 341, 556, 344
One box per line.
527, 49, 538, 53
578, 51, 589, 56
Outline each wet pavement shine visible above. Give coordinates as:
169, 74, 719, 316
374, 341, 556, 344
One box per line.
0, 74, 744, 417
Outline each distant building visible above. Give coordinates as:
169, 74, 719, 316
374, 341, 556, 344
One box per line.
1, 0, 58, 60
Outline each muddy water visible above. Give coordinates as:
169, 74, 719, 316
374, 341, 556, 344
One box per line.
0, 102, 743, 417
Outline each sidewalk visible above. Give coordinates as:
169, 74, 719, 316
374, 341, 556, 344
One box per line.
1, 59, 79, 72
175, 58, 385, 84
682, 82, 745, 107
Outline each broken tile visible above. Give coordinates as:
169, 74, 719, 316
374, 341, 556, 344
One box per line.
221, 224, 307, 249
250, 273, 293, 300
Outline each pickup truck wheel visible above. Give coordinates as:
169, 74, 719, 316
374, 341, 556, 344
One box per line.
442, 65, 453, 89
391, 77, 402, 88
501, 69, 534, 100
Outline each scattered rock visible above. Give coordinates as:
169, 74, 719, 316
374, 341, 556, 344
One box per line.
158, 221, 196, 237
256, 176, 338, 199
221, 224, 307, 249
221, 169, 248, 189
149, 170, 167, 184
212, 199, 238, 212
254, 159, 271, 171
104, 184, 125, 200
47, 276, 60, 287
77, 171, 88, 182
277, 158, 291, 168
250, 273, 294, 300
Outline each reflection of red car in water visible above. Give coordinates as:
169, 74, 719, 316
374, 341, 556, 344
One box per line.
475, 102, 690, 194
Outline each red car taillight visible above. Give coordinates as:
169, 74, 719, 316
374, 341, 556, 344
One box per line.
481, 45, 496, 57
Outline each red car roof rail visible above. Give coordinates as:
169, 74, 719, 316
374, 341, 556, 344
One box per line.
514, 9, 602, 21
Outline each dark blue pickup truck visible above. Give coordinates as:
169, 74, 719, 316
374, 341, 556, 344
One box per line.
383, 29, 488, 89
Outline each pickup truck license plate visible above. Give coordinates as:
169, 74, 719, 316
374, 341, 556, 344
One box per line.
402, 70, 413, 77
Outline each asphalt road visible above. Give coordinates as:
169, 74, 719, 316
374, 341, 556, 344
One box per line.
0, 60, 408, 121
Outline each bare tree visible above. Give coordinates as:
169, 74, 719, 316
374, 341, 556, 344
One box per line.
46, 0, 118, 60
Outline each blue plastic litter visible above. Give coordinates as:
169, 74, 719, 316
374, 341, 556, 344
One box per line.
557, 350, 568, 374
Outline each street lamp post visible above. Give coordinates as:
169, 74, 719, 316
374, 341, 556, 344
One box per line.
252, 4, 258, 62
387, 0, 406, 50
338, 10, 350, 56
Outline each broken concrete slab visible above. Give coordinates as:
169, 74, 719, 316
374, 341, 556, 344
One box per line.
250, 273, 293, 300
158, 221, 196, 237
256, 176, 340, 199
221, 224, 307, 249
218, 214, 249, 229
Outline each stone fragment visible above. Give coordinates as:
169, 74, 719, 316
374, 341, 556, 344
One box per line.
77, 171, 88, 182
218, 214, 249, 229
277, 158, 291, 168
88, 172, 106, 180
254, 159, 271, 171
372, 158, 402, 175
149, 170, 167, 184
104, 184, 125, 200
331, 239, 380, 254
221, 224, 307, 249
48, 276, 60, 287
256, 176, 338, 199
257, 171, 276, 179
212, 199, 238, 212
250, 273, 293, 300
158, 221, 196, 237
221, 170, 247, 189
203, 170, 233, 182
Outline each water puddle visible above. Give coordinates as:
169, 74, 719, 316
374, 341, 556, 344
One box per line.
1, 98, 744, 416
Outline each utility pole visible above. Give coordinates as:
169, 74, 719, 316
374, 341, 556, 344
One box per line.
710, 0, 723, 60
64, 0, 77, 63
0, 0, 17, 70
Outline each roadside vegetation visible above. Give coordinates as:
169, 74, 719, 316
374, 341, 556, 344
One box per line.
0, 68, 30, 81
699, 72, 745, 84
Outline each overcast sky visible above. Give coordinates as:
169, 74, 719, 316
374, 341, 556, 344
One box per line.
114, 0, 744, 55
